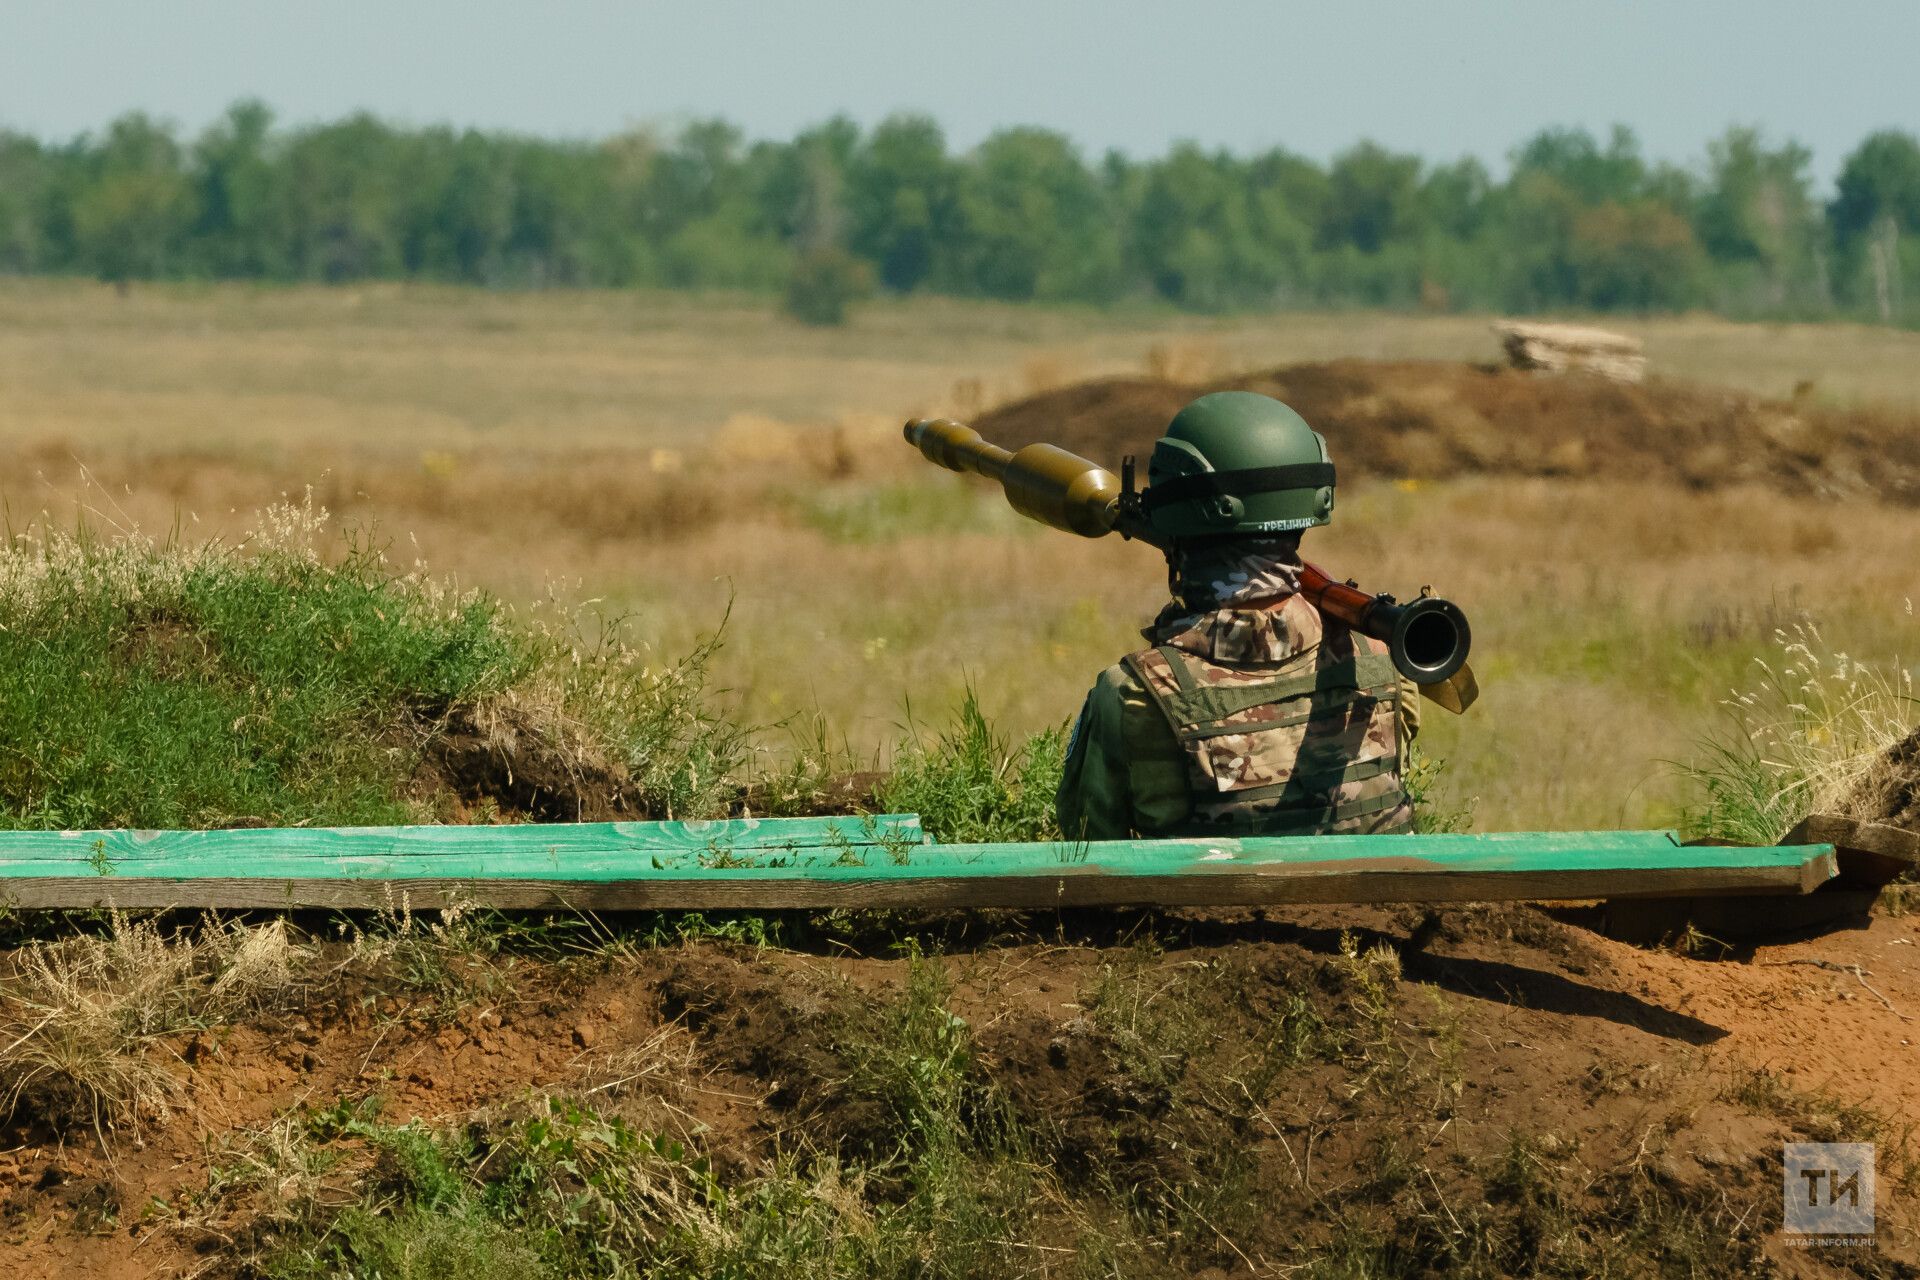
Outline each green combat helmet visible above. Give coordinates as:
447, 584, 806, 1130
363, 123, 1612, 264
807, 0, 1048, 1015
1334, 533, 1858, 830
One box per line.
1131, 391, 1335, 541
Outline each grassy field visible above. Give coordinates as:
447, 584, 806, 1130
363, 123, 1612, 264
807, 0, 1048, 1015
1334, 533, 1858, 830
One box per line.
1, 280, 1917, 830
8, 280, 1920, 454
4, 281, 1920, 1277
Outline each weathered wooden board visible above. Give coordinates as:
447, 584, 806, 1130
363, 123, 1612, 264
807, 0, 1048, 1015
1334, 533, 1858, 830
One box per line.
0, 823, 1836, 911
1604, 812, 1914, 943
1781, 813, 1920, 888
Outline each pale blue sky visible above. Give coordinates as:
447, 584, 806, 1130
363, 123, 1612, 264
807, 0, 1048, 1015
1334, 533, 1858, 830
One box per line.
2, 1, 1913, 190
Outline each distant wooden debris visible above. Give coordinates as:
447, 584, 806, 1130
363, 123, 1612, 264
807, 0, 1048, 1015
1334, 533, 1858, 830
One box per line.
0, 820, 1836, 911
1495, 320, 1646, 383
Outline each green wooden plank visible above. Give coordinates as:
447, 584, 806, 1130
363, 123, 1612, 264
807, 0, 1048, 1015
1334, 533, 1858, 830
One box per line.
0, 814, 925, 874
0, 825, 1791, 879
0, 823, 1837, 911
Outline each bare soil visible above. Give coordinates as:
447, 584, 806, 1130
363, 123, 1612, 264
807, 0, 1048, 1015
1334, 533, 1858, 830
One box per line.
974, 359, 1920, 504
6, 903, 1920, 1276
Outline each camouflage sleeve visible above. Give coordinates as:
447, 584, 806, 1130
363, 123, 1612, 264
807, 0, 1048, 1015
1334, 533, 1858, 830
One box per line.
1397, 675, 1421, 744
1055, 675, 1133, 841
1055, 662, 1193, 840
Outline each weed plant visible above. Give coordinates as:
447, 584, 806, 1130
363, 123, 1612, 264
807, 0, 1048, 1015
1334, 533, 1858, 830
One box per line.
0, 912, 304, 1134
1683, 617, 1916, 843
239, 952, 1041, 1280
1403, 741, 1475, 834
876, 688, 1065, 843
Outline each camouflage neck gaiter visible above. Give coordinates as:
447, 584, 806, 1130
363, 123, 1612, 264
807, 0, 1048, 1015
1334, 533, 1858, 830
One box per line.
1167, 535, 1304, 613
1147, 536, 1305, 643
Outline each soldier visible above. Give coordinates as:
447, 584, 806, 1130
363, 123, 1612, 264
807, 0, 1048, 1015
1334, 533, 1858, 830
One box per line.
1055, 391, 1420, 840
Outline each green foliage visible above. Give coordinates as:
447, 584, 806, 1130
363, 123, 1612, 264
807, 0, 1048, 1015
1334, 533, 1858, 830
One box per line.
560, 614, 750, 822
1128, 142, 1315, 309
834, 945, 1005, 1163
259, 959, 1036, 1280
65, 114, 196, 283
1403, 741, 1475, 834
951, 127, 1122, 302
1085, 940, 1213, 1094
875, 688, 1065, 843
5, 107, 1917, 320
781, 245, 873, 325
0, 508, 525, 830
846, 114, 954, 292
295, 1209, 552, 1280
1678, 737, 1790, 848
0, 505, 756, 830
1831, 130, 1920, 246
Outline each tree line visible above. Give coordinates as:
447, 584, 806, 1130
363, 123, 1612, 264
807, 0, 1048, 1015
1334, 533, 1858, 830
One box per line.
0, 102, 1916, 323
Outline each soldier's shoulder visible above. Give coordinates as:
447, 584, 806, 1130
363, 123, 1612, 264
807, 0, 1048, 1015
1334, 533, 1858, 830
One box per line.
1090, 657, 1147, 700
1082, 654, 1175, 724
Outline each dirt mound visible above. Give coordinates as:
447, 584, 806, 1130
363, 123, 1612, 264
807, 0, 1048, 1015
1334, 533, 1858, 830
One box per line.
1856, 725, 1920, 833
10, 905, 1920, 1275
1883, 728, 1920, 831
416, 704, 883, 824
421, 703, 642, 823
975, 359, 1920, 503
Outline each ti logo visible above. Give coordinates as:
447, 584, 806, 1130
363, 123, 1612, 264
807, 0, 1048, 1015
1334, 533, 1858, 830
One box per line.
1783, 1143, 1875, 1243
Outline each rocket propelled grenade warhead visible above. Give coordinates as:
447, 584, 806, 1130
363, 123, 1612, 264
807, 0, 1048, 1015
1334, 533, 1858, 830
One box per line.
901, 416, 1476, 710
904, 418, 1131, 541
903, 417, 1012, 479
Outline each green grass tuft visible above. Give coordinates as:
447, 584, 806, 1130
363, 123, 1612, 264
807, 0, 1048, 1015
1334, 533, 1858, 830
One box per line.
876, 687, 1065, 843
1403, 741, 1474, 834
249, 958, 1041, 1280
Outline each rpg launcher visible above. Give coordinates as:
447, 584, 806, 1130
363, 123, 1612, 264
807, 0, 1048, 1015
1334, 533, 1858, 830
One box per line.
903, 416, 1478, 714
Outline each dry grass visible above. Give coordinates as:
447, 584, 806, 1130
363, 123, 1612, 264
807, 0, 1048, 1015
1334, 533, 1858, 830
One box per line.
29, 449, 1905, 830
2, 281, 1919, 831
6, 281, 1920, 459
0, 914, 306, 1134
1684, 615, 1917, 843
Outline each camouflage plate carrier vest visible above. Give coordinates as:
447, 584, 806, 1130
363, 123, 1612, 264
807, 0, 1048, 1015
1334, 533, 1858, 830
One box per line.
1123, 597, 1413, 836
